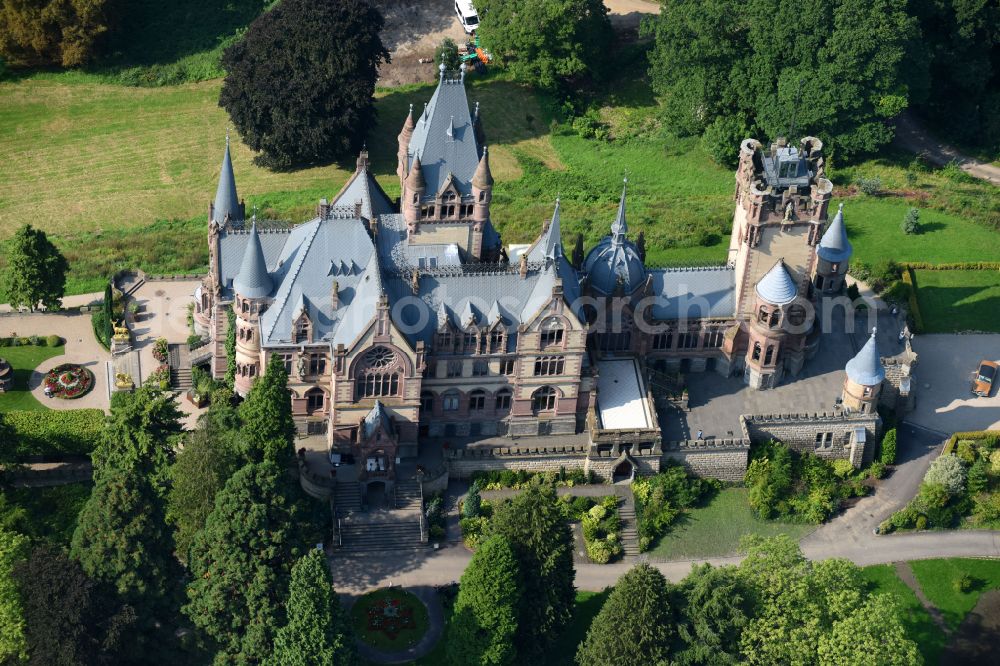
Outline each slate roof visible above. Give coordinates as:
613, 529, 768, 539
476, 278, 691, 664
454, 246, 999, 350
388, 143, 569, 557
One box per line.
525, 200, 563, 263
818, 203, 852, 263
233, 223, 273, 298
329, 153, 395, 221
755, 260, 798, 305
583, 185, 646, 295
846, 328, 885, 386
407, 69, 481, 198
213, 137, 242, 226
648, 267, 735, 320
362, 400, 395, 439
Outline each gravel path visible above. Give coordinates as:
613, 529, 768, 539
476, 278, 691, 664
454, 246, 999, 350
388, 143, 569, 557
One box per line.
894, 111, 1000, 186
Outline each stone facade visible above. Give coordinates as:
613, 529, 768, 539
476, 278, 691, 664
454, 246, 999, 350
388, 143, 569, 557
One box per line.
662, 440, 751, 482
741, 412, 880, 467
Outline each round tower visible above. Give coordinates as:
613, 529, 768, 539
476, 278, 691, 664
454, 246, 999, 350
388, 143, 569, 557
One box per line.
814, 203, 853, 294
842, 327, 884, 413
232, 223, 273, 397
402, 156, 425, 232
744, 260, 799, 389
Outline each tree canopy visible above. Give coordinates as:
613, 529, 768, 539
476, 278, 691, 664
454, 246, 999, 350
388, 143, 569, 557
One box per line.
184, 461, 302, 663
576, 563, 674, 666
267, 549, 357, 666
238, 352, 296, 465
489, 484, 575, 659
644, 0, 925, 160
1, 223, 68, 311
447, 534, 523, 665
219, 0, 389, 169
92, 385, 183, 483
475, 0, 612, 90
672, 563, 753, 665
0, 527, 28, 664
0, 0, 113, 67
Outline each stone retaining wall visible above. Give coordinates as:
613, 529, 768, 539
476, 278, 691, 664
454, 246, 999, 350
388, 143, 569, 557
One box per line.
741, 411, 880, 466
662, 439, 750, 482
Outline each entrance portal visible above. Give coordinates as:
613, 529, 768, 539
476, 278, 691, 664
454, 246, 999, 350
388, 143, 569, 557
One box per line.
366, 481, 388, 509
612, 459, 634, 483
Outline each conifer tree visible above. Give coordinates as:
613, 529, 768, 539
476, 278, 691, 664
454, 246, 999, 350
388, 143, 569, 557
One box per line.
571, 233, 585, 269
239, 352, 296, 465
267, 549, 357, 666
447, 534, 522, 665
576, 563, 674, 666
184, 461, 301, 663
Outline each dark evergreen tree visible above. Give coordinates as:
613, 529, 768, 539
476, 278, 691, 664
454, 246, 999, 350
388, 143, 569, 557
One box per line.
672, 564, 752, 665
489, 484, 574, 658
267, 549, 357, 666
0, 223, 68, 311
184, 461, 302, 663
103, 281, 114, 341
91, 384, 182, 485
576, 563, 674, 666
476, 0, 613, 90
239, 352, 296, 465
219, 0, 389, 168
447, 534, 522, 665
571, 233, 585, 269
463, 479, 482, 519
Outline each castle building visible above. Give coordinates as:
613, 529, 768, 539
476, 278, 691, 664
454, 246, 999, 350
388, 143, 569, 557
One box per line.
194, 65, 885, 491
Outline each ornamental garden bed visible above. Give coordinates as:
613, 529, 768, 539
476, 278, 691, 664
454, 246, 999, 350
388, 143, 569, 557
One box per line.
351, 588, 429, 652
43, 363, 94, 399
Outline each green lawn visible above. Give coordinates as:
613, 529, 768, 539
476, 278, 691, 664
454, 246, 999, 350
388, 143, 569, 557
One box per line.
0, 344, 64, 411
909, 558, 1000, 631
647, 488, 815, 559
860, 564, 949, 665
351, 588, 430, 652
912, 269, 1000, 333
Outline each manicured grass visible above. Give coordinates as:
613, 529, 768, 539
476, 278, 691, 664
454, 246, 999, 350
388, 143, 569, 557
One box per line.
545, 590, 610, 665
909, 558, 1000, 631
0, 344, 64, 411
0, 483, 92, 545
911, 269, 1000, 333
860, 564, 948, 665
647, 488, 814, 559
350, 588, 430, 652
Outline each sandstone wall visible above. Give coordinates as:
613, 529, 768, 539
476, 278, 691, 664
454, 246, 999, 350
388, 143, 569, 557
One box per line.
662, 440, 750, 482
741, 412, 880, 466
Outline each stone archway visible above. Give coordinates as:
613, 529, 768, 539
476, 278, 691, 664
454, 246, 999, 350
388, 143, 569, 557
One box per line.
612, 458, 635, 483
366, 480, 388, 509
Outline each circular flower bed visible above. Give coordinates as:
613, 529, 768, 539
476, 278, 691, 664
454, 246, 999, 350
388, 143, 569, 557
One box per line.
350, 588, 429, 651
43, 363, 94, 399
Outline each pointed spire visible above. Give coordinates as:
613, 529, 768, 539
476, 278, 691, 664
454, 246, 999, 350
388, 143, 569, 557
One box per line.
233, 222, 272, 298
611, 177, 628, 246
460, 62, 467, 82
439, 62, 446, 81
472, 146, 494, 189
542, 198, 563, 260
818, 202, 853, 263
213, 134, 242, 226
404, 103, 415, 131
405, 155, 425, 190
754, 259, 798, 305
846, 327, 885, 386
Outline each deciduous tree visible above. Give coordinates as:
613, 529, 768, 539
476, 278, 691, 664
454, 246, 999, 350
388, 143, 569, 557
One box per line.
219, 0, 389, 168
239, 352, 296, 465
184, 461, 302, 662
1, 223, 68, 311
489, 484, 574, 658
0, 0, 113, 67
0, 527, 27, 664
476, 0, 612, 90
267, 549, 357, 666
816, 594, 921, 666
672, 563, 752, 665
447, 534, 522, 665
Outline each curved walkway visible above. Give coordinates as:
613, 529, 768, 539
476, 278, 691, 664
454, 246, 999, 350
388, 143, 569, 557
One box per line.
346, 585, 444, 664
894, 111, 1000, 186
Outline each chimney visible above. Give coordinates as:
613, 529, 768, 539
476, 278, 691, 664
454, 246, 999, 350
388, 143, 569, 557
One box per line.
331, 280, 339, 309
318, 198, 330, 218
519, 252, 528, 278
411, 270, 420, 294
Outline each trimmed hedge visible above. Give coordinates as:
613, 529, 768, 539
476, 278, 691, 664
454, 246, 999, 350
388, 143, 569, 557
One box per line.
943, 430, 1000, 456
901, 267, 924, 332
2, 409, 105, 457
0, 336, 63, 348
901, 261, 1000, 271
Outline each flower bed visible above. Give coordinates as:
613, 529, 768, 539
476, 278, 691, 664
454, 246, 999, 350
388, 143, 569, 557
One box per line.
350, 588, 429, 651
42, 364, 94, 399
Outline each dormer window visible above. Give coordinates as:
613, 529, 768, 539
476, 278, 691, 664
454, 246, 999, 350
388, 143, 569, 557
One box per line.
437, 331, 453, 352
294, 316, 311, 344
489, 329, 504, 353
463, 330, 479, 353
540, 318, 564, 348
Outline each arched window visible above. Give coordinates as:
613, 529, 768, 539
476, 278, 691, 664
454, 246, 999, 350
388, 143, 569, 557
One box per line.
495, 388, 512, 411
532, 386, 557, 413
442, 391, 460, 411
469, 389, 486, 411
752, 342, 762, 361
768, 309, 781, 328
757, 305, 768, 323
420, 391, 434, 412
540, 318, 564, 348
305, 387, 325, 414
764, 345, 774, 365
355, 346, 402, 399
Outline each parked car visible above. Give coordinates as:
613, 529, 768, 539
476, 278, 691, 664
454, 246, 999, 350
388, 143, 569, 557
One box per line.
972, 360, 998, 397
455, 0, 479, 34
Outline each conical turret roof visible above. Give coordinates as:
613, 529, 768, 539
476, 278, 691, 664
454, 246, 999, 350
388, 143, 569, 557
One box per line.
233, 223, 273, 299
213, 136, 242, 226
846, 328, 885, 386
818, 203, 852, 263
755, 260, 798, 305
405, 155, 425, 190
472, 146, 494, 188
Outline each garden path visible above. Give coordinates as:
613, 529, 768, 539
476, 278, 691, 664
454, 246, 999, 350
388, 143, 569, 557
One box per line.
893, 561, 950, 634
894, 111, 1000, 186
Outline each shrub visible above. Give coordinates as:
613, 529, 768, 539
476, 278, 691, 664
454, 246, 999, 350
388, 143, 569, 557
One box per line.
973, 493, 1000, 523
846, 283, 861, 302
924, 455, 968, 496
701, 113, 749, 168
880, 429, 897, 465
152, 337, 169, 363
855, 176, 883, 195
991, 449, 1000, 474
2, 409, 104, 456
901, 207, 920, 235
464, 481, 482, 519
954, 574, 974, 593
869, 462, 887, 480
832, 459, 855, 479
890, 505, 918, 529
915, 515, 928, 530
45, 335, 61, 347
434, 37, 462, 73
572, 111, 609, 141
459, 516, 490, 550
588, 505, 607, 521
956, 440, 978, 464
967, 459, 990, 494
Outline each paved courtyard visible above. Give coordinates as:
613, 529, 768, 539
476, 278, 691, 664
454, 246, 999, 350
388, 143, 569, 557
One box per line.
907, 334, 1000, 433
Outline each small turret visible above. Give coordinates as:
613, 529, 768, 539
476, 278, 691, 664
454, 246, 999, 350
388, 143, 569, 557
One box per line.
233, 223, 272, 300
210, 135, 245, 228
842, 328, 885, 413
472, 146, 494, 189
814, 203, 853, 294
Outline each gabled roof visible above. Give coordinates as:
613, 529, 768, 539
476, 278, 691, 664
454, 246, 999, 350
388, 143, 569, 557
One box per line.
648, 267, 736, 320
846, 328, 885, 386
362, 400, 395, 440
755, 260, 797, 305
330, 151, 395, 221
213, 136, 242, 226
406, 68, 481, 198
233, 223, 273, 298
525, 199, 563, 263
818, 203, 853, 263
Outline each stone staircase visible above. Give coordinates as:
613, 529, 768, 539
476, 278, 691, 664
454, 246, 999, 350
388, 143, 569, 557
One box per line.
395, 479, 423, 511
167, 344, 192, 390
212, 308, 229, 380
618, 495, 641, 557
338, 519, 425, 553
334, 482, 362, 516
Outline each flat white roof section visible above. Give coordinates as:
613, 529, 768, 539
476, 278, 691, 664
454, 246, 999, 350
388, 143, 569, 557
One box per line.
596, 359, 653, 430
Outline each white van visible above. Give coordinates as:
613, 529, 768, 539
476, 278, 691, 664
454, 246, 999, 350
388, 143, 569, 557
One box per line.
455, 0, 479, 34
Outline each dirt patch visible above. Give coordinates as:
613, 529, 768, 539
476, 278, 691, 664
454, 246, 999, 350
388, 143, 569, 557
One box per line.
940, 588, 1000, 665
